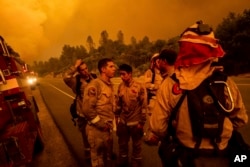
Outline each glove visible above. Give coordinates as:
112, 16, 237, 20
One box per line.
137, 123, 144, 137
144, 131, 160, 146
94, 119, 110, 131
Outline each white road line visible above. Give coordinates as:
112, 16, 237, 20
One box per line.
48, 83, 75, 99
47, 81, 249, 100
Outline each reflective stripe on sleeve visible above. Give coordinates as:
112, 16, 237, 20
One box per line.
90, 115, 101, 124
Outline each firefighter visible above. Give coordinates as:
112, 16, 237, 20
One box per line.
144, 49, 177, 145
144, 53, 163, 116
143, 53, 163, 148
116, 64, 147, 167
81, 58, 117, 167
157, 49, 177, 79
63, 59, 97, 160
146, 21, 248, 167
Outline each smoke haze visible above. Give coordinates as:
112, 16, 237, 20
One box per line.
1, 0, 249, 64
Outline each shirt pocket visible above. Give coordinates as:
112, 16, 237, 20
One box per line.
99, 90, 112, 105
129, 88, 138, 101
128, 88, 139, 110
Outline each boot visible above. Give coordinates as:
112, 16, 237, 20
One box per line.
118, 156, 128, 167
84, 148, 91, 162
107, 152, 117, 160
131, 158, 142, 167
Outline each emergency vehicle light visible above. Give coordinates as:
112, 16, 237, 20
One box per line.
17, 100, 26, 106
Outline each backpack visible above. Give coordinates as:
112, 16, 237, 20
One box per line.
187, 71, 228, 150
160, 72, 250, 167
70, 73, 97, 125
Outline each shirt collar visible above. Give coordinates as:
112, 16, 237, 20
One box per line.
99, 77, 112, 86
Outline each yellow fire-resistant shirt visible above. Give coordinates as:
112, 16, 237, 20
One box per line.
63, 65, 96, 117
144, 68, 163, 96
150, 67, 248, 150
82, 77, 116, 123
117, 79, 147, 125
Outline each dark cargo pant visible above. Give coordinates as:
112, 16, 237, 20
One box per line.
117, 123, 143, 167
77, 117, 90, 152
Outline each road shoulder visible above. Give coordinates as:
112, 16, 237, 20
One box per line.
29, 88, 79, 167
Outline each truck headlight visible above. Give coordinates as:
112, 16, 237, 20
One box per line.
27, 77, 37, 84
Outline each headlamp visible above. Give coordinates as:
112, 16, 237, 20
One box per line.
180, 20, 213, 36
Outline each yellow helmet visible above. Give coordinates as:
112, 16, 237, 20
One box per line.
151, 53, 159, 61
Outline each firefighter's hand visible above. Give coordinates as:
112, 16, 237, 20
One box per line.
144, 131, 159, 146
137, 123, 144, 137
94, 119, 110, 131
74, 59, 82, 68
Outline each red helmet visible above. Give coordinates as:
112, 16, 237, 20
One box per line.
175, 21, 225, 68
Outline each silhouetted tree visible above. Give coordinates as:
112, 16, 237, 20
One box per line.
215, 9, 250, 74
117, 30, 124, 44
86, 35, 95, 54
32, 9, 250, 76
99, 30, 109, 45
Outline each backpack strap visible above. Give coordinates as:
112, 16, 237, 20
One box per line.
151, 68, 156, 84
167, 74, 186, 140
70, 75, 81, 126
90, 73, 97, 79
86, 73, 97, 83
167, 91, 186, 139
75, 74, 82, 97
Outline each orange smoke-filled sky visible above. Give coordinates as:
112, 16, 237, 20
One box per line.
1, 0, 249, 64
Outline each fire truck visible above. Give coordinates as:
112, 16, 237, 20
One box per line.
0, 36, 44, 166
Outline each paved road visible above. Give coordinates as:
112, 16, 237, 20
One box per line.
37, 76, 250, 167
30, 87, 79, 167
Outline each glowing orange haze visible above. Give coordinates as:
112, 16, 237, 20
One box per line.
1, 0, 249, 64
